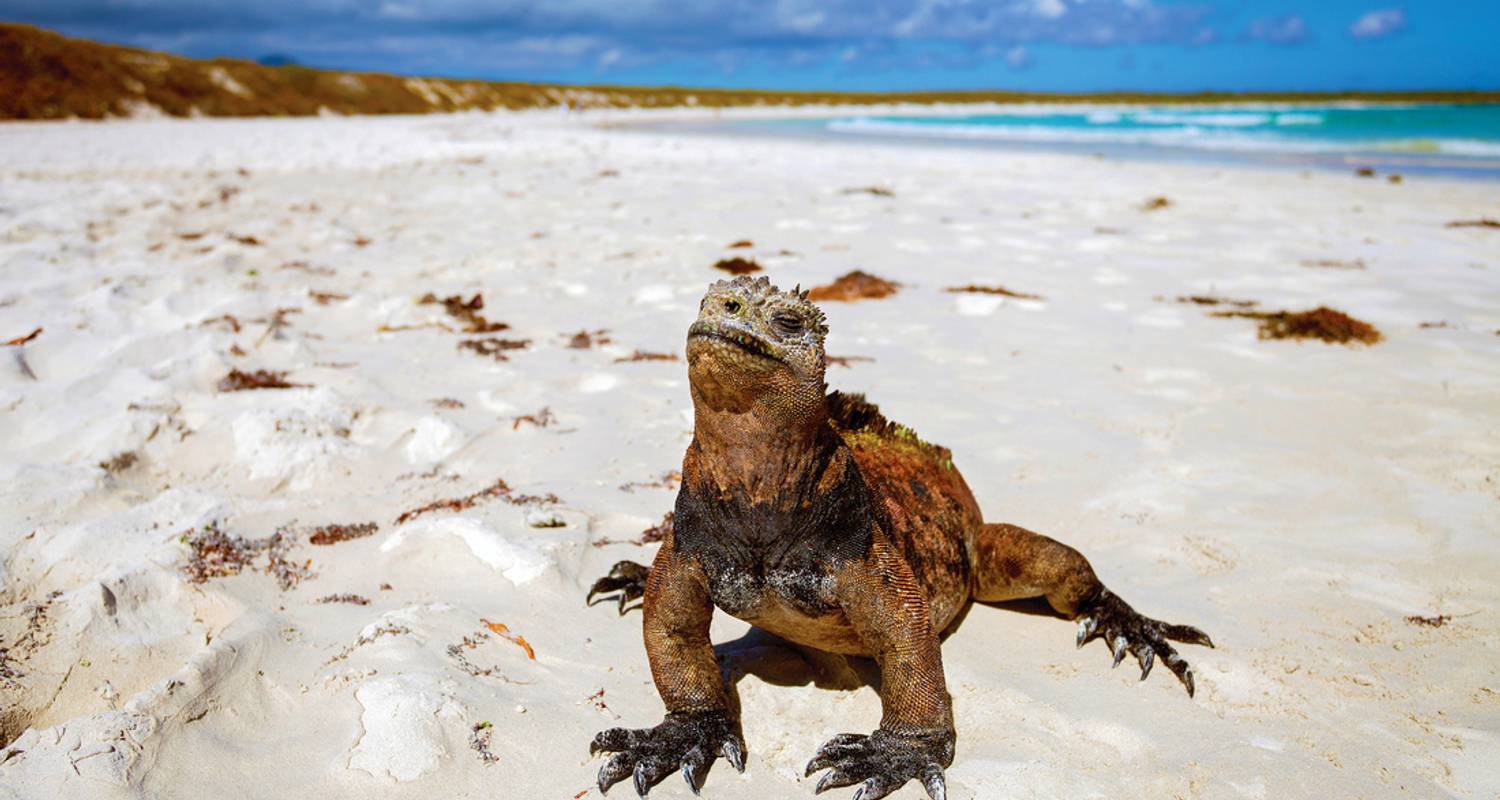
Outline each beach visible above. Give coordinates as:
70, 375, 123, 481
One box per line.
1, 109, 1498, 799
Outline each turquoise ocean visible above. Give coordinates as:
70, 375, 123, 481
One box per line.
746, 104, 1500, 178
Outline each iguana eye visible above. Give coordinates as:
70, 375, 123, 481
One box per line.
723, 298, 742, 313
771, 313, 802, 337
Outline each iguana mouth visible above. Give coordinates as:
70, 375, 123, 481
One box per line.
688, 322, 780, 362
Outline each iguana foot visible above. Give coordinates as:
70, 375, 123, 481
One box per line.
1075, 587, 1214, 697
587, 560, 650, 615
804, 729, 952, 800
592, 710, 746, 797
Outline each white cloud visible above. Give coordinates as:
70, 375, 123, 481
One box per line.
1032, 0, 1067, 19
1350, 8, 1406, 39
1247, 14, 1309, 45
1005, 45, 1033, 69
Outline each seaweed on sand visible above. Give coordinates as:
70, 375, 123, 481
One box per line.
614, 350, 678, 363
824, 354, 874, 369
317, 594, 370, 605
841, 186, 894, 197
618, 471, 682, 492
945, 284, 1043, 300
726, 239, 754, 249
458, 337, 530, 361
308, 522, 379, 546
1300, 258, 1366, 270
511, 407, 556, 430
217, 368, 305, 391
713, 257, 762, 275
1446, 219, 1500, 229
1210, 306, 1382, 345
566, 329, 612, 349
593, 511, 674, 548
1141, 196, 1172, 211
180, 522, 312, 589
394, 477, 560, 525
1166, 295, 1258, 308
808, 271, 900, 302
418, 292, 510, 333
470, 722, 499, 766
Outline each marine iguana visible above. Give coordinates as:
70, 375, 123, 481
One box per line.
587, 275, 1213, 799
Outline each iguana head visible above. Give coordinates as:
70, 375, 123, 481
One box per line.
686, 276, 828, 415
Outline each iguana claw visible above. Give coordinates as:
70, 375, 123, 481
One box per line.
805, 729, 952, 800
1076, 587, 1213, 697
592, 710, 744, 797
587, 560, 651, 615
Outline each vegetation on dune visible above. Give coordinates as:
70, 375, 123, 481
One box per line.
4, 23, 1499, 121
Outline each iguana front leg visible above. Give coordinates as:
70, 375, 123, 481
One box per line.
592, 542, 745, 796
805, 534, 953, 800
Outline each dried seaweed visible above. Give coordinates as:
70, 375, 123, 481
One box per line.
1141, 196, 1172, 211
263, 532, 313, 590
614, 350, 678, 363
1167, 295, 1258, 308
418, 292, 509, 333
511, 407, 557, 430
280, 260, 336, 276
482, 619, 537, 660
944, 284, 1043, 300
808, 271, 900, 302
199, 314, 242, 333
566, 329, 612, 349
825, 354, 874, 369
394, 477, 560, 525
1446, 219, 1500, 229
1300, 258, 1366, 270
217, 368, 305, 391
1405, 614, 1450, 628
3, 327, 42, 346
591, 511, 674, 548
458, 337, 530, 361
317, 594, 370, 605
445, 631, 527, 683
308, 290, 348, 305
180, 522, 262, 583
429, 397, 465, 409
726, 239, 754, 249
841, 186, 894, 197
252, 307, 302, 345
98, 451, 138, 474
713, 257, 763, 275
640, 512, 673, 544
1355, 167, 1377, 177
308, 522, 379, 546
619, 471, 682, 492
1210, 306, 1382, 345
470, 722, 499, 766
228, 233, 261, 246
180, 523, 312, 590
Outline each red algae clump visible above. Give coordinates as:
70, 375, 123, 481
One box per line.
808, 271, 900, 302
1212, 306, 1382, 346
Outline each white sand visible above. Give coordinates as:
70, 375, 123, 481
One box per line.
1, 109, 1498, 800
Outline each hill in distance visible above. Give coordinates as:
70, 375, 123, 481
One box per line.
2, 23, 1496, 121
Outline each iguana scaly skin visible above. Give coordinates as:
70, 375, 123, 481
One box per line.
588, 276, 1213, 799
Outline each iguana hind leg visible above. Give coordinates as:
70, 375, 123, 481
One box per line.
971, 523, 1213, 696
588, 560, 650, 615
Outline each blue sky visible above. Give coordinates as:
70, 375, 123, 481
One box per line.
3, 1, 1496, 92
